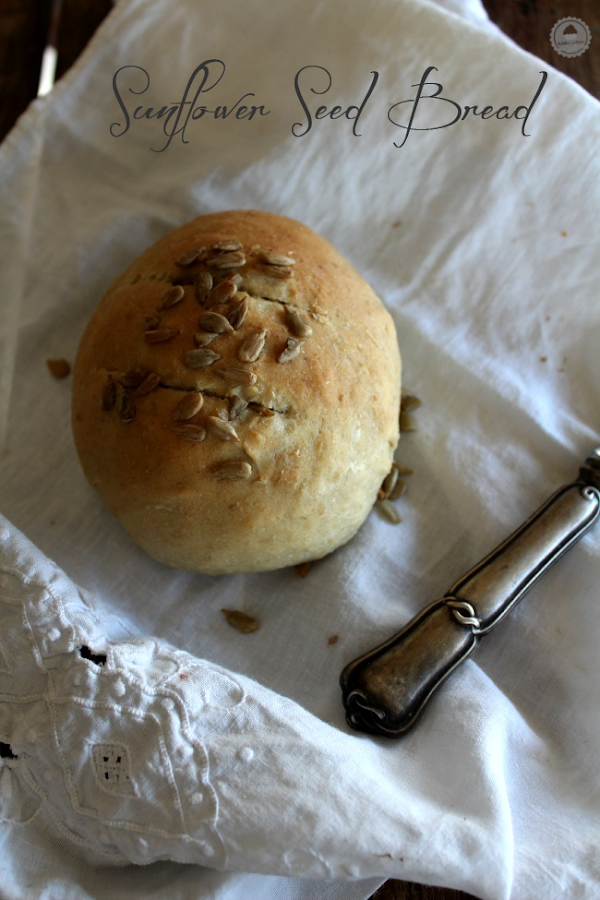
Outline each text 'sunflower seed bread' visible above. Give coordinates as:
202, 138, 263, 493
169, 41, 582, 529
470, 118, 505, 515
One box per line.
72, 210, 401, 574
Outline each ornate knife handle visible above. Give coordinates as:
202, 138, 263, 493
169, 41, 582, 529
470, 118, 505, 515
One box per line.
340, 448, 600, 737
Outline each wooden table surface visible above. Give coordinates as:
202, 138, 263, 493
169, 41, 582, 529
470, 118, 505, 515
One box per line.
0, 2, 597, 899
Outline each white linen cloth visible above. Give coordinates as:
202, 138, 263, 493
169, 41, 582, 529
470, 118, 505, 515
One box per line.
0, 1, 599, 899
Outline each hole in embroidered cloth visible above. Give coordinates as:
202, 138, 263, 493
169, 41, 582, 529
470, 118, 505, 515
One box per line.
79, 646, 107, 667
92, 743, 136, 797
0, 742, 17, 760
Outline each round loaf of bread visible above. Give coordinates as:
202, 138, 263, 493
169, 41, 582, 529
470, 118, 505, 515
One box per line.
72, 210, 401, 574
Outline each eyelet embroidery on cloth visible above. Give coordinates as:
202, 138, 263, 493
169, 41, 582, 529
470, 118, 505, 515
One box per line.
1, 534, 232, 867
0, 757, 44, 824
92, 743, 136, 797
0, 638, 10, 674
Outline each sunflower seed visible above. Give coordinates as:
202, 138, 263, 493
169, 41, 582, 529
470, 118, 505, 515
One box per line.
119, 369, 147, 389
214, 365, 257, 386
46, 358, 71, 379
285, 306, 312, 338
144, 315, 162, 331
193, 332, 218, 347
400, 393, 422, 412
229, 395, 248, 419
238, 330, 266, 362
208, 278, 238, 305
173, 423, 206, 442
207, 415, 240, 442
205, 250, 246, 269
211, 239, 242, 252
278, 337, 304, 363
145, 327, 180, 343
157, 284, 185, 310
118, 390, 136, 423
183, 348, 222, 368
379, 467, 399, 500
393, 462, 413, 475
226, 272, 243, 286
131, 372, 161, 398
260, 250, 296, 267
212, 460, 253, 481
387, 479, 407, 502
175, 248, 204, 267
399, 410, 416, 432
101, 377, 116, 411
198, 311, 234, 334
248, 402, 275, 417
226, 295, 249, 331
217, 407, 230, 420
262, 264, 292, 279
172, 392, 204, 420
377, 499, 402, 524
221, 608, 259, 633
194, 270, 213, 305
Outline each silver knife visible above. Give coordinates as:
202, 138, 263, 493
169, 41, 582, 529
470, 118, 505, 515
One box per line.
340, 447, 600, 737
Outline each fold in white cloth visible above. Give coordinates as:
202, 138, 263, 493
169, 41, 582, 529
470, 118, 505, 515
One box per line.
0, 1, 599, 899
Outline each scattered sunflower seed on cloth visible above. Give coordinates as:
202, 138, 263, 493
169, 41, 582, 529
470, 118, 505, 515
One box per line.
0, 1, 599, 900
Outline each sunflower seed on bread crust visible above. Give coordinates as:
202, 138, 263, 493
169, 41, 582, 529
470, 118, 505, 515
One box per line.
175, 248, 205, 267
278, 337, 304, 363
144, 315, 162, 331
193, 332, 218, 347
145, 327, 180, 343
248, 402, 275, 417
198, 311, 234, 334
214, 365, 257, 386
229, 395, 248, 419
119, 369, 147, 389
227, 295, 249, 330
260, 250, 296, 267
207, 416, 240, 441
172, 392, 204, 420
261, 264, 292, 279
285, 306, 312, 338
211, 239, 242, 253
172, 423, 206, 442
183, 348, 222, 368
194, 270, 213, 305
117, 389, 135, 422
157, 285, 185, 310
208, 278, 238, 306
238, 330, 266, 362
131, 372, 161, 398
205, 250, 246, 269
211, 460, 253, 481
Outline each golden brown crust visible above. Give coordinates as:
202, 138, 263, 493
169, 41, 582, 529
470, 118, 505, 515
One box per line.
72, 210, 401, 574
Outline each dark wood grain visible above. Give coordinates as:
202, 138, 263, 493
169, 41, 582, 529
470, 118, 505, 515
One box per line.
53, 0, 113, 82
0, 0, 51, 140
374, 884, 480, 900
483, 0, 598, 99
0, 1, 597, 899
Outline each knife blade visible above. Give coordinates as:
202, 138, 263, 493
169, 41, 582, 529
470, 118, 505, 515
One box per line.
340, 447, 600, 737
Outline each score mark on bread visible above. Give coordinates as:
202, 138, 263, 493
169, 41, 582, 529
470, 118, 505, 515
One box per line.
72, 210, 401, 574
